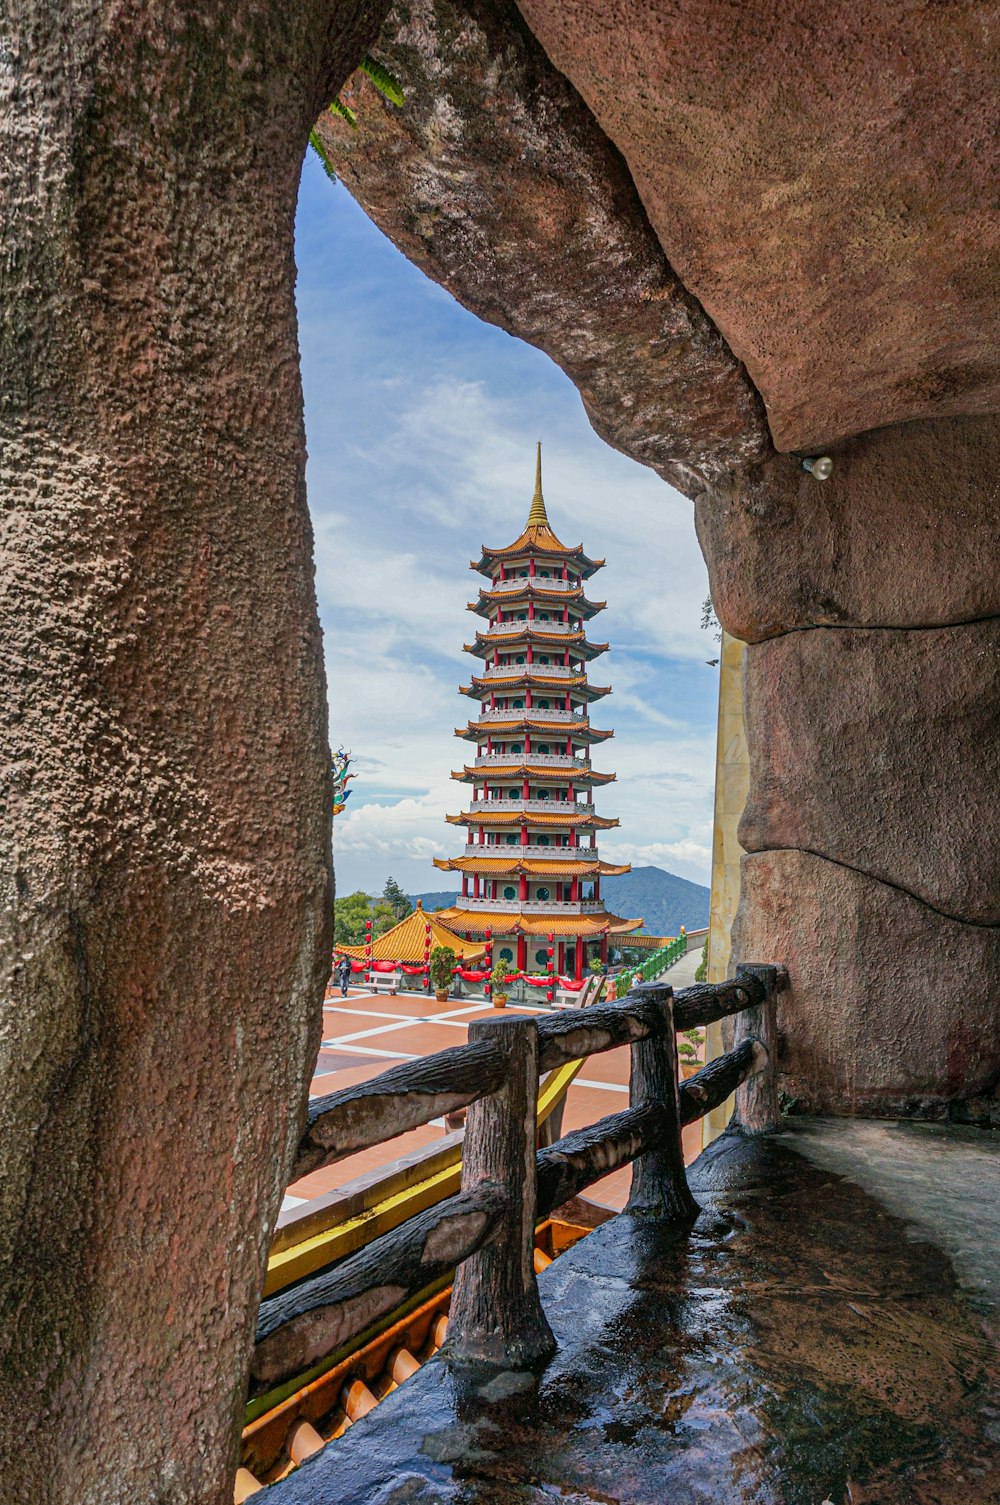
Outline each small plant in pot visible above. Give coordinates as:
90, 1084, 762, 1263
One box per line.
490, 957, 513, 1009
429, 945, 456, 1003
677, 1025, 704, 1079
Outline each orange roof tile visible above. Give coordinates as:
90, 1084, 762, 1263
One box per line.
446, 808, 620, 828
335, 903, 484, 964
433, 908, 643, 937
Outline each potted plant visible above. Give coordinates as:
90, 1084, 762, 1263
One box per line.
677, 1025, 704, 1079
490, 957, 513, 1009
429, 945, 456, 1003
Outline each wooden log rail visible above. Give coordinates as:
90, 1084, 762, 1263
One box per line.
255, 963, 780, 1390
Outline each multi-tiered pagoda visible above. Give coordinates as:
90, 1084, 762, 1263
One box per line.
434, 447, 642, 986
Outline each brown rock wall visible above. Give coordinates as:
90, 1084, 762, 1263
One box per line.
734, 850, 1000, 1116
739, 620, 1000, 924
516, 0, 1000, 451
696, 414, 1000, 642
0, 2, 389, 1502
316, 0, 769, 497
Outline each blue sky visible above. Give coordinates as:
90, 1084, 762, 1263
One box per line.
295, 151, 719, 898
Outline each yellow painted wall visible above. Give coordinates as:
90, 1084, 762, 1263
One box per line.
702, 631, 749, 1147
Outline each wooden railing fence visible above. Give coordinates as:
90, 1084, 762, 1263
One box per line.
252, 963, 780, 1393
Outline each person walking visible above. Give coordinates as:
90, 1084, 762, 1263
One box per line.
336, 954, 352, 998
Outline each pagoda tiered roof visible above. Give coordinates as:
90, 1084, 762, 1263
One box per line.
455, 717, 615, 743
469, 450, 604, 578
446, 807, 620, 829
464, 629, 610, 660
434, 855, 631, 877
433, 907, 643, 938
460, 672, 612, 700
438, 445, 643, 968
452, 763, 617, 785
467, 585, 607, 619
334, 902, 485, 963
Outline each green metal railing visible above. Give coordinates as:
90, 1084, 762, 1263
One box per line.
631, 932, 687, 984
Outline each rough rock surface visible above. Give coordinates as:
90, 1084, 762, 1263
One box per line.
0, 3, 389, 1502
316, 0, 770, 498
734, 851, 1000, 1115
739, 621, 1000, 924
696, 414, 1000, 642
517, 0, 1000, 451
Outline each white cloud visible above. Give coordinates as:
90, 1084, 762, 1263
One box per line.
298, 166, 719, 900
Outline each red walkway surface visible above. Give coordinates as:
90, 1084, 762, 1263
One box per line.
284, 987, 701, 1214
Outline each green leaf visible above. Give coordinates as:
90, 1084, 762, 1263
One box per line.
308, 129, 339, 182
359, 53, 405, 106
328, 95, 358, 130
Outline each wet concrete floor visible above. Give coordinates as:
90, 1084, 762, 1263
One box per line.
268, 1119, 1000, 1504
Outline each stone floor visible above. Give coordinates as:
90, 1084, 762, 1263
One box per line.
268, 1118, 1000, 1505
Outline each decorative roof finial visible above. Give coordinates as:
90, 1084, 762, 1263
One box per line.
527, 441, 549, 527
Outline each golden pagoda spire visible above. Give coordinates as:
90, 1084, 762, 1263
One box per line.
527, 441, 549, 528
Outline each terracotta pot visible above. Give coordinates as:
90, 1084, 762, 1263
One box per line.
435, 988, 449, 1003
492, 993, 508, 1009
680, 1060, 702, 1079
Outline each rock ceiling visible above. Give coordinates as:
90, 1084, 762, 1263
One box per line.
317, 0, 999, 494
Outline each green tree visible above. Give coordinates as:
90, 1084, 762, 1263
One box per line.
334, 890, 376, 947
382, 875, 413, 922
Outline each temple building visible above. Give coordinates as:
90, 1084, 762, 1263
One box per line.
434, 447, 643, 984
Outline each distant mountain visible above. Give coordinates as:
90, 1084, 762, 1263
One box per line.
411, 864, 710, 937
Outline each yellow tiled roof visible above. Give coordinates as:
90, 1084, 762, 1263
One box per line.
335, 903, 485, 964
452, 765, 616, 785
454, 719, 615, 741
433, 856, 631, 877
446, 808, 620, 829
434, 908, 643, 938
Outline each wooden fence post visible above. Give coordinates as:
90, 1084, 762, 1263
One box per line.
734, 963, 780, 1133
448, 1016, 557, 1367
626, 983, 700, 1221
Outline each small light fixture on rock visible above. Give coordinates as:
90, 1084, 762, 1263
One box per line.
802, 455, 834, 480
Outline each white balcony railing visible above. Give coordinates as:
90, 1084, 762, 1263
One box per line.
486, 619, 575, 636
466, 797, 594, 815
472, 753, 589, 770
463, 843, 600, 861
452, 898, 607, 915
482, 662, 579, 680
490, 576, 577, 593
474, 708, 586, 723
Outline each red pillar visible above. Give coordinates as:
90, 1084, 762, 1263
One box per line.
474, 873, 481, 898
571, 875, 579, 901
574, 940, 583, 983
600, 932, 608, 965
522, 777, 529, 799
520, 824, 528, 846
462, 874, 469, 897
517, 934, 527, 971
519, 873, 527, 901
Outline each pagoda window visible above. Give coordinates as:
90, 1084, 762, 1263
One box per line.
540, 569, 551, 578
538, 743, 550, 754
536, 887, 550, 901
582, 881, 596, 900
499, 947, 513, 962
517, 612, 526, 621
538, 698, 550, 709
515, 654, 525, 665
513, 698, 524, 708
535, 949, 548, 967
510, 741, 523, 754
538, 789, 549, 800
503, 886, 516, 900
519, 569, 528, 578
538, 654, 549, 664
505, 834, 518, 845
537, 834, 550, 846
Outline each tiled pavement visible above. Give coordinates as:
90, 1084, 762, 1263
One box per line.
284, 961, 703, 1214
